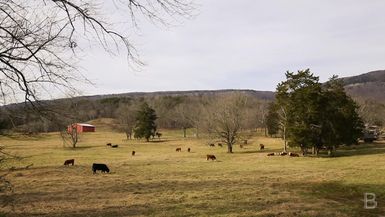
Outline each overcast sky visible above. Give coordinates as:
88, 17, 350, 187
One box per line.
78, 0, 385, 96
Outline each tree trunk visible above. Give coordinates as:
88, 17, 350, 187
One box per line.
313, 146, 319, 156
71, 126, 78, 148
227, 144, 233, 153
195, 127, 199, 138
301, 147, 306, 156
283, 126, 287, 152
328, 145, 336, 157
183, 127, 186, 138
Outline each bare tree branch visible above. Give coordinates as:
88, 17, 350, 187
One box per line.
0, 0, 195, 105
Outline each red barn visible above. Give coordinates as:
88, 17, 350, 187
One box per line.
67, 123, 95, 133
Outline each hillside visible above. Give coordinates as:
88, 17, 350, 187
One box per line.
340, 70, 385, 102
80, 89, 275, 101
1, 70, 385, 132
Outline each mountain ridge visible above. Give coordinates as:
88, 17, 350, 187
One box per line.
340, 70, 385, 102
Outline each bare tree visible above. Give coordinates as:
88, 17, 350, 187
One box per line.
0, 0, 194, 105
174, 103, 193, 137
116, 103, 136, 140
209, 94, 246, 153
59, 122, 81, 148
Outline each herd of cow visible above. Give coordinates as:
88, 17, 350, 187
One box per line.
267, 152, 300, 157
62, 141, 300, 173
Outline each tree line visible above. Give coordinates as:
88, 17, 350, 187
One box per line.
1, 70, 380, 156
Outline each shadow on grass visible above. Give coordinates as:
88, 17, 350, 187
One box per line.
3, 179, 385, 217
236, 149, 284, 154
148, 140, 168, 143
291, 181, 385, 217
314, 142, 385, 158
3, 133, 46, 141
62, 146, 94, 150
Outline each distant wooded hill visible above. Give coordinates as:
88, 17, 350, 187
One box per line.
1, 70, 384, 133
340, 70, 385, 102
79, 89, 275, 102
83, 69, 385, 103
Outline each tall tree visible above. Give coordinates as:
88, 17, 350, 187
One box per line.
174, 103, 194, 138
318, 76, 364, 153
266, 102, 279, 137
209, 94, 246, 153
275, 69, 321, 152
134, 102, 157, 142
116, 103, 136, 140
275, 70, 363, 156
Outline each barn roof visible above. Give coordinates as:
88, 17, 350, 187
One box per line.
77, 123, 95, 127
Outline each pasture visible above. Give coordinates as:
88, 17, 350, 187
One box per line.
1, 124, 385, 216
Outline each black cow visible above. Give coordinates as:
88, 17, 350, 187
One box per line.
106, 143, 112, 146
111, 144, 118, 148
132, 151, 136, 156
259, 144, 265, 150
64, 159, 74, 166
187, 148, 191, 152
206, 154, 216, 161
92, 163, 110, 173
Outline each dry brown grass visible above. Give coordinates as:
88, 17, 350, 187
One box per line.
1, 128, 385, 217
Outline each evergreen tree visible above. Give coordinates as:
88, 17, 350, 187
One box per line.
134, 103, 157, 142
318, 76, 364, 152
266, 102, 280, 137
276, 69, 321, 153
275, 70, 364, 156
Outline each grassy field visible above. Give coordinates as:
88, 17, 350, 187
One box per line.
1, 123, 385, 216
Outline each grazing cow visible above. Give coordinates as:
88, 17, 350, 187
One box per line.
243, 140, 248, 144
206, 154, 216, 161
176, 148, 182, 152
289, 152, 299, 157
64, 159, 74, 166
280, 152, 288, 156
92, 163, 110, 173
240, 144, 244, 148
156, 132, 162, 139
209, 143, 215, 147
187, 148, 191, 152
132, 151, 136, 156
267, 153, 275, 156
111, 144, 118, 148
106, 143, 112, 146
260, 144, 265, 150
217, 143, 223, 147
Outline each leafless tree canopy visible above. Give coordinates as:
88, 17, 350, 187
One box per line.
208, 94, 248, 153
0, 0, 194, 105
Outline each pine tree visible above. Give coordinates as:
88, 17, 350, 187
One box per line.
275, 70, 364, 156
266, 102, 280, 137
134, 103, 157, 142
